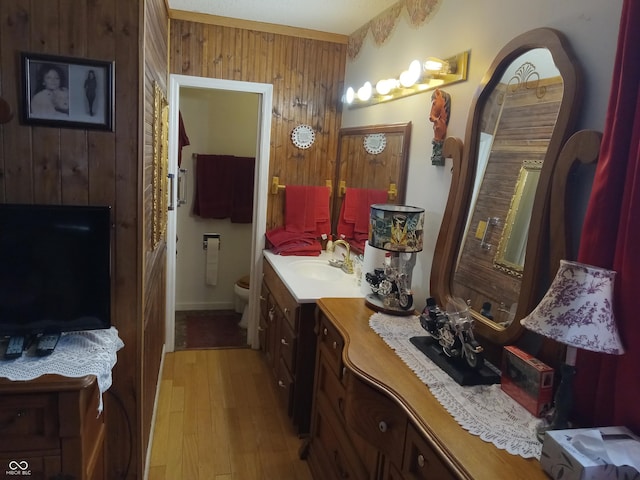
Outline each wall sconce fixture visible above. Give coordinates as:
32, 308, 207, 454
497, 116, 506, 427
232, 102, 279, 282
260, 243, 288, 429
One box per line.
343, 51, 469, 109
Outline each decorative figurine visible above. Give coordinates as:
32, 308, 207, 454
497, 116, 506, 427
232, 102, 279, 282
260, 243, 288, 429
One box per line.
419, 297, 485, 369
365, 264, 414, 311
428, 88, 451, 166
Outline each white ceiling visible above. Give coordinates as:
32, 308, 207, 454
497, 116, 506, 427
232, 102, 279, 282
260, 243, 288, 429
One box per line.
167, 0, 398, 35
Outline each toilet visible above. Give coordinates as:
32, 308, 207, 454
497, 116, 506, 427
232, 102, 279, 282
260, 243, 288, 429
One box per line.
234, 275, 250, 329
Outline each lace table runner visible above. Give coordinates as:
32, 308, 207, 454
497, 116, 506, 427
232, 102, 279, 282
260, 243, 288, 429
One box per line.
369, 312, 543, 459
0, 327, 124, 413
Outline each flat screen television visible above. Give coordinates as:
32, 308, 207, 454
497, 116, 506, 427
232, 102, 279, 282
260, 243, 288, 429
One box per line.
0, 203, 112, 337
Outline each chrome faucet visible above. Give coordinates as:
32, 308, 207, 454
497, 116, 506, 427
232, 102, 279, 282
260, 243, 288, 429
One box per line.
329, 239, 354, 274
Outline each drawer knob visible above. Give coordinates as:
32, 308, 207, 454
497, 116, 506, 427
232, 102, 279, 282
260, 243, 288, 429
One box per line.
284, 307, 290, 317
417, 454, 425, 468
323, 328, 328, 336
332, 341, 338, 350
278, 380, 286, 389
378, 421, 388, 433
280, 338, 289, 346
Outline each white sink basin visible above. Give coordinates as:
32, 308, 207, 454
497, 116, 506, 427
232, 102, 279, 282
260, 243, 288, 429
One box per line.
288, 259, 343, 281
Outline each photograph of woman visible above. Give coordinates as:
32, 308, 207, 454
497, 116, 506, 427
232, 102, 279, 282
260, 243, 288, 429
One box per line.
84, 70, 97, 116
30, 63, 69, 117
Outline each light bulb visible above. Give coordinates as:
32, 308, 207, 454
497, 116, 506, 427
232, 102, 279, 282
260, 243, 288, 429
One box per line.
399, 60, 421, 87
376, 79, 392, 95
344, 86, 355, 104
357, 82, 372, 101
424, 57, 449, 73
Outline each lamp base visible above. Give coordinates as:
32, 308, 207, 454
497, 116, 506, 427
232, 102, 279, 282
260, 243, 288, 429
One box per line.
365, 294, 415, 316
536, 363, 576, 442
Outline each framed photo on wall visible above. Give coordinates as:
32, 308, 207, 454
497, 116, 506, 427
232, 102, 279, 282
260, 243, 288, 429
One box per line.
21, 52, 114, 131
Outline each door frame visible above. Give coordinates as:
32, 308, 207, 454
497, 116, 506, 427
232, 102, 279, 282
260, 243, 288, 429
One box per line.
166, 74, 273, 351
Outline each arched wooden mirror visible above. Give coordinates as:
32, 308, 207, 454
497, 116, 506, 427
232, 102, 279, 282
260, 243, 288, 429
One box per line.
431, 28, 582, 346
332, 122, 412, 253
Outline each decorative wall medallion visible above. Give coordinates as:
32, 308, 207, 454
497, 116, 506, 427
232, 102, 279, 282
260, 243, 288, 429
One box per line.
291, 124, 315, 149
364, 133, 387, 154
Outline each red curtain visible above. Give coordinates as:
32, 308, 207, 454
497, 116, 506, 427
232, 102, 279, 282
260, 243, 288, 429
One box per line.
573, 0, 640, 431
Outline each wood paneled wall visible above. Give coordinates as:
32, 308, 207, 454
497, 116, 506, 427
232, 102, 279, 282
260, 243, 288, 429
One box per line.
169, 21, 347, 229
0, 1, 169, 478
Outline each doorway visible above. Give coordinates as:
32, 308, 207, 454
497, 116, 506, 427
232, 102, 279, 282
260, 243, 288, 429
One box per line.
166, 74, 273, 352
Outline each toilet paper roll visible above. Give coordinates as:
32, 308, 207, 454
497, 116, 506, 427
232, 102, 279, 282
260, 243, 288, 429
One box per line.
361, 241, 386, 295
206, 238, 219, 286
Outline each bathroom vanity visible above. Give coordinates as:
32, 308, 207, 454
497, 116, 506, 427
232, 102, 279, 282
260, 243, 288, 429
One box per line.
306, 297, 547, 479
261, 250, 363, 434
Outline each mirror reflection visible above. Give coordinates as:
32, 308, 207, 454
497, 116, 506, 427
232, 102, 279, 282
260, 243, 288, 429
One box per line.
453, 47, 563, 327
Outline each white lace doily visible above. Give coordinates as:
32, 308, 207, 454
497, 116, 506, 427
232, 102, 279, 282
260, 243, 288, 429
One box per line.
0, 327, 124, 413
369, 312, 543, 459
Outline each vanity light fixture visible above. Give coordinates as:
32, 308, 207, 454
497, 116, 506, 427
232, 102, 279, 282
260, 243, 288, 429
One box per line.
344, 50, 469, 108
520, 260, 624, 437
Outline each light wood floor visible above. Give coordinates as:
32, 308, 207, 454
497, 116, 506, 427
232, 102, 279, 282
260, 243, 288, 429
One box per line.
147, 348, 314, 480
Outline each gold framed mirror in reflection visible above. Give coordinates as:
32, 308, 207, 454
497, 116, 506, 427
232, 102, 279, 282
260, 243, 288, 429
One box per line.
332, 122, 412, 253
494, 160, 542, 278
431, 28, 582, 348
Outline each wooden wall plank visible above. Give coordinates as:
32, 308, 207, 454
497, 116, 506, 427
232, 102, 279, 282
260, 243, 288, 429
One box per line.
0, 3, 32, 202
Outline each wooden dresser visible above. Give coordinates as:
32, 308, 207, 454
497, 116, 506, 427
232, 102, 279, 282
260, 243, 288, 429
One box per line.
306, 297, 547, 480
0, 374, 105, 480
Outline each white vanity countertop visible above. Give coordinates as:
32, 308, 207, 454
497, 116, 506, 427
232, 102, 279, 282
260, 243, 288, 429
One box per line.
263, 250, 365, 304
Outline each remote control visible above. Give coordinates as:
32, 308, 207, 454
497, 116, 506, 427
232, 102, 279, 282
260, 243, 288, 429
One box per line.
4, 336, 25, 360
36, 333, 61, 356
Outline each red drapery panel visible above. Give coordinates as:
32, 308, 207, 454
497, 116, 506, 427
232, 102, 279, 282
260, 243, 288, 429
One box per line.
573, 0, 640, 431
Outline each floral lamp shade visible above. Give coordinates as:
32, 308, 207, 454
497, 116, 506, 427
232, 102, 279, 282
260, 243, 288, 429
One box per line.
520, 260, 624, 355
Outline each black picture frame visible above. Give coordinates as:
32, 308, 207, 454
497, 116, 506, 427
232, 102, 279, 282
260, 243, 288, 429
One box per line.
21, 52, 114, 131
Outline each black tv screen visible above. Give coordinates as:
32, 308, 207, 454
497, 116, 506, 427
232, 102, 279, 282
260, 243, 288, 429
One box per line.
0, 204, 112, 336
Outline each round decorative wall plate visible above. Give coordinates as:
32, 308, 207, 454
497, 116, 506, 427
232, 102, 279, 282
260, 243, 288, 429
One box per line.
364, 133, 387, 154
291, 124, 315, 149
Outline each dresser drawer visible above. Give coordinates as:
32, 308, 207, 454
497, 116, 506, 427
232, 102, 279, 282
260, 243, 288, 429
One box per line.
309, 394, 370, 480
402, 423, 455, 480
275, 357, 294, 415
344, 371, 407, 468
317, 313, 345, 379
315, 348, 347, 424
277, 309, 297, 372
0, 393, 60, 453
260, 281, 271, 320
263, 260, 299, 330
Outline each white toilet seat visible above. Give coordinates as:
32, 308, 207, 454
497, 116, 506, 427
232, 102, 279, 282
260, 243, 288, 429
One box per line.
234, 279, 251, 328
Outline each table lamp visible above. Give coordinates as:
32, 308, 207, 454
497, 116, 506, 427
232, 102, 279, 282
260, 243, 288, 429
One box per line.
520, 260, 624, 435
365, 204, 424, 315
